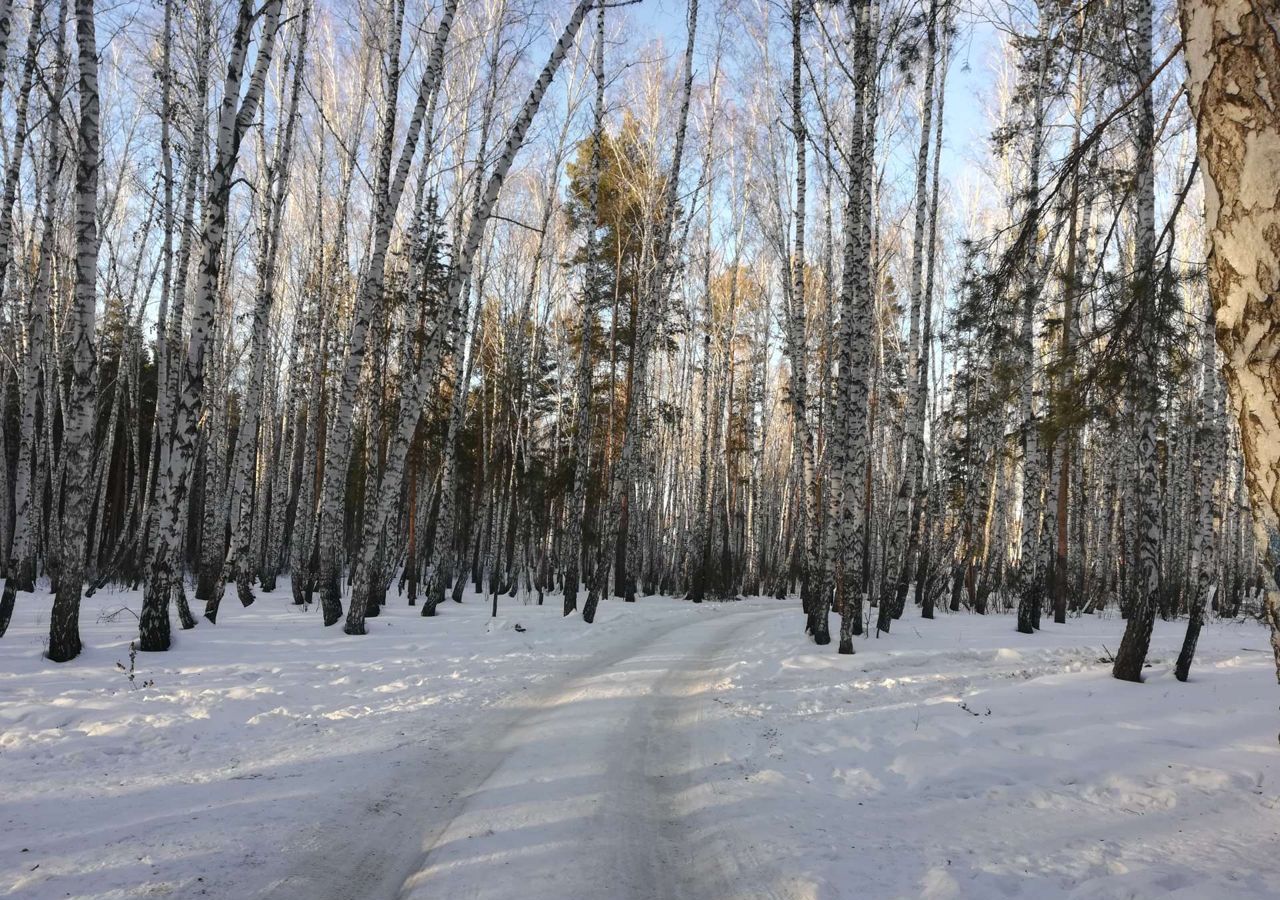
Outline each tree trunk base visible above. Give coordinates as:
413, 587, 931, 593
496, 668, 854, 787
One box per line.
0, 580, 15, 638
47, 574, 83, 662
139, 580, 173, 652
1174, 616, 1201, 683
1113, 603, 1155, 683
320, 573, 343, 626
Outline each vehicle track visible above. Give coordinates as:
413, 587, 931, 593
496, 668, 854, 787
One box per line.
264, 604, 780, 900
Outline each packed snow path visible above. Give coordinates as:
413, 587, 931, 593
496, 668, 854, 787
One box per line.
2, 589, 1279, 899
395, 607, 784, 900
270, 606, 792, 900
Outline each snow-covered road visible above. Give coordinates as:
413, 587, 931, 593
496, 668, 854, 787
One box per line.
393, 606, 791, 900
268, 604, 794, 900
3, 587, 1279, 899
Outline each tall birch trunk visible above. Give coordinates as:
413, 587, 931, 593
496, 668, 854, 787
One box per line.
916, 0, 952, 620
588, 0, 698, 618
1052, 42, 1087, 625
1, 0, 50, 599
143, 0, 210, 577
214, 0, 311, 620
1178, 0, 1280, 688
349, 0, 598, 632
1015, 11, 1052, 636
564, 1, 606, 617
10, 0, 68, 605
1113, 0, 1161, 681
785, 0, 822, 640
46, 0, 100, 662
1175, 298, 1222, 681
884, 0, 936, 630
314, 0, 458, 625
140, 0, 283, 652
835, 0, 875, 655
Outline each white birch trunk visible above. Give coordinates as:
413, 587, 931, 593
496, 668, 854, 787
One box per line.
835, 0, 875, 655
217, 0, 310, 618
47, 0, 100, 662
140, 0, 283, 652
587, 0, 698, 618
1175, 306, 1221, 681
348, 0, 597, 632
884, 0, 936, 628
564, 1, 606, 616
1178, 0, 1280, 688
785, 0, 822, 637
1113, 0, 1161, 681
10, 0, 68, 599
314, 0, 457, 624
1015, 11, 1052, 635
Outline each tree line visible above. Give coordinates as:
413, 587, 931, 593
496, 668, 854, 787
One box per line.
0, 0, 1275, 686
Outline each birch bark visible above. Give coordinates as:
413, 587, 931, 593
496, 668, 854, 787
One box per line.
348, 0, 599, 632
1175, 307, 1221, 681
141, 0, 284, 652
215, 0, 311, 620
1113, 0, 1161, 681
564, 1, 606, 617
587, 0, 698, 619
835, 0, 875, 655
1015, 10, 1052, 635
884, 0, 936, 629
2, 0, 50, 597
1177, 0, 1280, 687
314, 0, 458, 625
47, 0, 100, 661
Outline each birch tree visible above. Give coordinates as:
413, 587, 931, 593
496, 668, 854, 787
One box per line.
882, 0, 937, 632
141, 0, 285, 652
1177, 0, 1280, 685
1112, 0, 1161, 681
351, 0, 602, 632
45, 0, 100, 662
313, 0, 458, 626
213, 0, 312, 621
835, 0, 876, 656
563, 1, 606, 617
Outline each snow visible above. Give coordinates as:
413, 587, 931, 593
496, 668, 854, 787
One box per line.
1, 584, 1278, 899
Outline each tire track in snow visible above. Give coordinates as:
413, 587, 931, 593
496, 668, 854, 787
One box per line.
263, 603, 781, 900
643, 610, 816, 900
393, 605, 780, 900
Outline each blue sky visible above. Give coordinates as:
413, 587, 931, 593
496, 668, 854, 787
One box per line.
618, 0, 998, 202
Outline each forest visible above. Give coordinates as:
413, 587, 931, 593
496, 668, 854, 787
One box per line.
0, 0, 1278, 896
